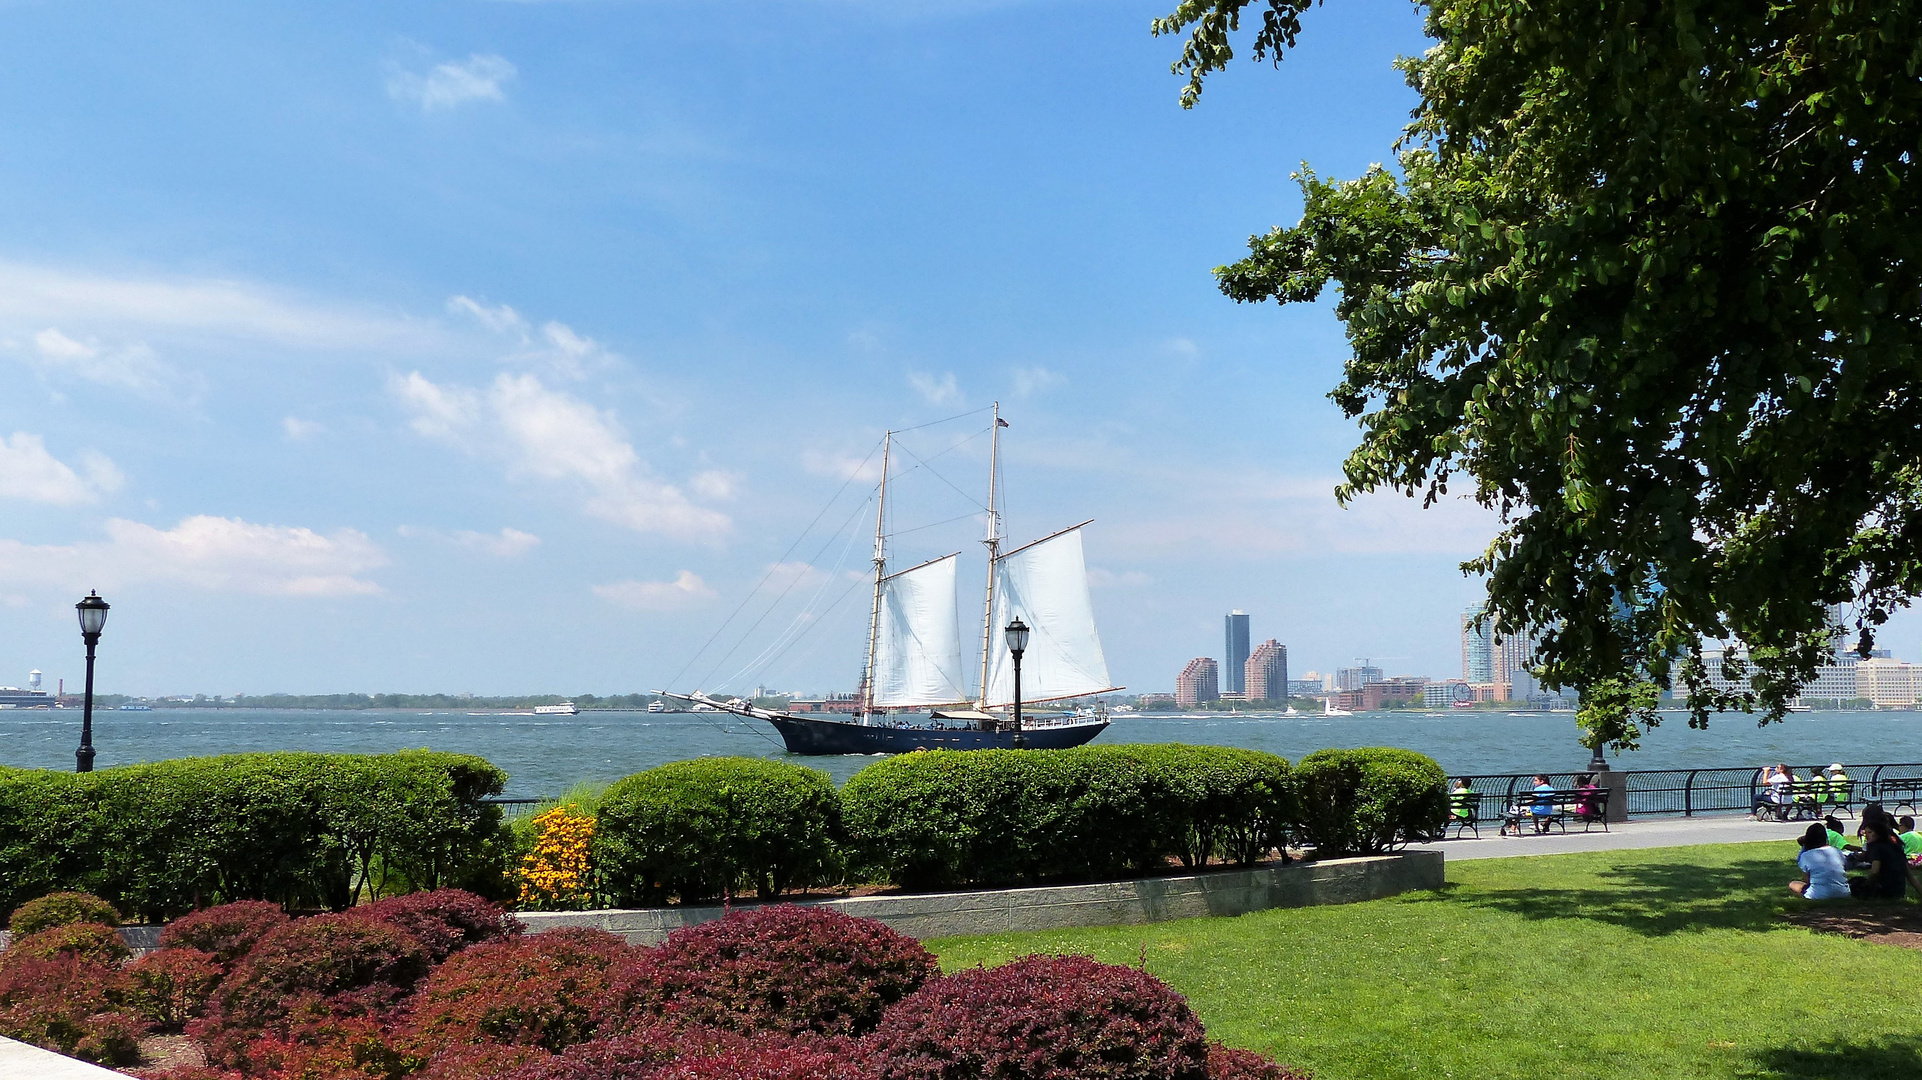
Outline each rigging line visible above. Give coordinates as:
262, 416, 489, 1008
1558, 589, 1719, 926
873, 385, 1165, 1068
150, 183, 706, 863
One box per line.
695, 490, 876, 690
714, 515, 871, 691
890, 511, 982, 538
892, 405, 993, 434
748, 574, 871, 687
665, 438, 884, 692
893, 439, 989, 511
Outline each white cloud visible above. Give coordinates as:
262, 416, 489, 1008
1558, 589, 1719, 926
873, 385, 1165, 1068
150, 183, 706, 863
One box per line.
908, 371, 960, 406
388, 54, 518, 112
455, 527, 541, 557
689, 469, 740, 501
593, 570, 717, 611
801, 448, 883, 483
1012, 366, 1066, 397
394, 371, 729, 541
29, 327, 186, 398
0, 433, 122, 505
447, 295, 530, 338
447, 295, 616, 378
282, 417, 325, 441
0, 516, 387, 596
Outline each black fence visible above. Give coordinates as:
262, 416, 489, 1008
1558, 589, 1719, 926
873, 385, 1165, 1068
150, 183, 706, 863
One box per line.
1450, 762, 1922, 821
480, 797, 550, 821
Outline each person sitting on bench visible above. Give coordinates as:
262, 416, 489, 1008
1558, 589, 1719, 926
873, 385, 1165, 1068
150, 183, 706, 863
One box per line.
1790, 823, 1850, 900
1572, 774, 1603, 822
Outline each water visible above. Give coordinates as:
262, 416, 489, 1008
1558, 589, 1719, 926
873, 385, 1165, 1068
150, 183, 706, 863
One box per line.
2, 707, 1921, 797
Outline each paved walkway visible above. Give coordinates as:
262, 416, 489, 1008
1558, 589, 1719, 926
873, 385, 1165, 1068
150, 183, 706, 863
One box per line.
1410, 814, 1814, 861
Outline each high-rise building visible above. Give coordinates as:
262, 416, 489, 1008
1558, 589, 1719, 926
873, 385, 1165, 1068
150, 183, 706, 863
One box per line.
1245, 639, 1288, 703
1461, 608, 1495, 684
1176, 657, 1220, 707
1336, 664, 1382, 691
1223, 611, 1250, 696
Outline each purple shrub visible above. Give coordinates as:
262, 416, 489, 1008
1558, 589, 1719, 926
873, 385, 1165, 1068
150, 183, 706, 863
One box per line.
358, 890, 522, 963
128, 947, 226, 1031
0, 954, 148, 1065
160, 901, 291, 969
1205, 1043, 1311, 1080
867, 954, 1211, 1080
403, 928, 633, 1054
608, 906, 936, 1037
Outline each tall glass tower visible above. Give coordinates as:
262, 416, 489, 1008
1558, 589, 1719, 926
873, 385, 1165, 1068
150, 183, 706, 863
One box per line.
1224, 610, 1251, 695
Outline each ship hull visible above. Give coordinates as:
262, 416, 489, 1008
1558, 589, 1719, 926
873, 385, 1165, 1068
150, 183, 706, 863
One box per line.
765, 714, 1108, 755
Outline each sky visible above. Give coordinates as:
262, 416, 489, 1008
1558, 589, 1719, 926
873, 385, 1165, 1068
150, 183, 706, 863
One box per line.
0, 0, 1613, 698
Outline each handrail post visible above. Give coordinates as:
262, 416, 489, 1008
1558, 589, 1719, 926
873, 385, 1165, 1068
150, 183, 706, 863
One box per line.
1685, 769, 1696, 817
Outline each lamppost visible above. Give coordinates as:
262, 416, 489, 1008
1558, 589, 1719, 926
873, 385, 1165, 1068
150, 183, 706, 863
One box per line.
1005, 617, 1030, 749
75, 591, 110, 773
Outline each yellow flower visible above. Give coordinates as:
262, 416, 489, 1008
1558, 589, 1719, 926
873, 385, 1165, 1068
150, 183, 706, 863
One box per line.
517, 805, 596, 909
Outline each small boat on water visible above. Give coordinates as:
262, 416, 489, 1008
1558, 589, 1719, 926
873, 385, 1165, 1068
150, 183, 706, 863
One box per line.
647, 700, 666, 713
665, 405, 1118, 755
533, 702, 579, 716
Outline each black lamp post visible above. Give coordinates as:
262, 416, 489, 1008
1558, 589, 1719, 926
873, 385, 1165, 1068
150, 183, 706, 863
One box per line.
1005, 617, 1030, 749
75, 591, 109, 773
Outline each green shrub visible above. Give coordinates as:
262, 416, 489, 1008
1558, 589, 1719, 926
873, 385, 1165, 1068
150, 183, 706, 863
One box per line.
8, 891, 121, 935
0, 751, 511, 921
840, 745, 1294, 890
1291, 747, 1448, 855
596, 758, 841, 905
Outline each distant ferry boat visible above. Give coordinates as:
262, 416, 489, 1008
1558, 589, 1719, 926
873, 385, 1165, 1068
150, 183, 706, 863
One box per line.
647, 700, 666, 713
119, 703, 154, 711
533, 702, 579, 716
664, 404, 1117, 755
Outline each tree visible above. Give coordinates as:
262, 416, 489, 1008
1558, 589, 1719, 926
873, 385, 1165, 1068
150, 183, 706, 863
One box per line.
1153, 0, 1922, 750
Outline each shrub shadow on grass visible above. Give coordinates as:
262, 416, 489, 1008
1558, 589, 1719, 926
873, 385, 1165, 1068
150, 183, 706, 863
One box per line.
1416, 852, 1788, 936
1748, 1036, 1922, 1080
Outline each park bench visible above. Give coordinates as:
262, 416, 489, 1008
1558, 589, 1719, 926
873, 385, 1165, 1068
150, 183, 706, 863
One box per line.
1497, 787, 1610, 836
1444, 792, 1482, 839
1873, 777, 1922, 814
1756, 779, 1856, 822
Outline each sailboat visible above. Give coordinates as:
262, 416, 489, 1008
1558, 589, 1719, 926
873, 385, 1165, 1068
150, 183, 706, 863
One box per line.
665, 405, 1119, 754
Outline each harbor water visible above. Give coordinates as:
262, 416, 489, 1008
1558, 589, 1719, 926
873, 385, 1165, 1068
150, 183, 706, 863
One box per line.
3, 707, 1921, 797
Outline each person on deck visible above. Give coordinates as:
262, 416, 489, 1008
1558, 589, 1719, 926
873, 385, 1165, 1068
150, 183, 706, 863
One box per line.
1790, 823, 1851, 900
1849, 818, 1922, 900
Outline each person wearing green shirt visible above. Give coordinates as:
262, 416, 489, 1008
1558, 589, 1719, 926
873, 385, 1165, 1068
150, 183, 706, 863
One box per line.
1825, 764, 1851, 809
1824, 815, 1848, 851
1899, 815, 1922, 860
1448, 779, 1476, 822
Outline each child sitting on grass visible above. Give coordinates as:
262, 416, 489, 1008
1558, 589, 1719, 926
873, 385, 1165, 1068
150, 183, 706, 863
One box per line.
1849, 818, 1922, 900
1790, 823, 1850, 900
1898, 815, 1922, 866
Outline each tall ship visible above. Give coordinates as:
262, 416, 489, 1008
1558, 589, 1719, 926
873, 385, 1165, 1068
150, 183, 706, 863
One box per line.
666, 405, 1119, 754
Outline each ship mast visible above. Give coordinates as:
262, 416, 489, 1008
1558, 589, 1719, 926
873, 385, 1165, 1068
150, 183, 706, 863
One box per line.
975, 403, 1001, 709
861, 431, 891, 726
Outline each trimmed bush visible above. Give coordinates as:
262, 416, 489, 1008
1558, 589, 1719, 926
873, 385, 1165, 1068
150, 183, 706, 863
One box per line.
160, 901, 291, 969
841, 745, 1294, 890
8, 890, 121, 935
1205, 1043, 1312, 1080
596, 758, 841, 905
0, 751, 511, 921
206, 912, 432, 1037
608, 905, 937, 1037
494, 1027, 752, 1080
647, 1039, 867, 1080
868, 953, 1211, 1080
358, 889, 521, 963
0, 922, 131, 967
0, 955, 146, 1065
402, 928, 632, 1054
127, 948, 225, 1031
1291, 747, 1448, 855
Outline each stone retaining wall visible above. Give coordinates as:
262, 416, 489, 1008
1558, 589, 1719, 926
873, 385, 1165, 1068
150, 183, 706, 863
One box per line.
515, 851, 1443, 944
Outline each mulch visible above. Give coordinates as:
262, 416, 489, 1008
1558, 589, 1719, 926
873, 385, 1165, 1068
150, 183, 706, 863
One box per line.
1781, 906, 1922, 950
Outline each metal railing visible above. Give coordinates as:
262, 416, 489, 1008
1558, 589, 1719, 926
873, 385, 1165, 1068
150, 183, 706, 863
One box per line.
480, 797, 550, 821
1451, 762, 1922, 820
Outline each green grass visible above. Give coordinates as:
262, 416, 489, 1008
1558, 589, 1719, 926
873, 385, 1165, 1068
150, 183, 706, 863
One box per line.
930, 843, 1922, 1080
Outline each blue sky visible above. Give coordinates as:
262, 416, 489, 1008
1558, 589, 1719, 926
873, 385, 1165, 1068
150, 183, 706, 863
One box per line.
0, 0, 1547, 697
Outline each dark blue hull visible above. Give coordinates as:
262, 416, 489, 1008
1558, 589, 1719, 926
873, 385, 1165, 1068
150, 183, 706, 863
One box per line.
765, 714, 1108, 755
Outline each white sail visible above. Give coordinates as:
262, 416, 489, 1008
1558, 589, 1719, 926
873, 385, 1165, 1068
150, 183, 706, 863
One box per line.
983, 526, 1114, 706
871, 553, 969, 708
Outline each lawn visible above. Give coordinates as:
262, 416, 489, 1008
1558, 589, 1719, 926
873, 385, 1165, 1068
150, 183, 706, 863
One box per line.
931, 842, 1922, 1080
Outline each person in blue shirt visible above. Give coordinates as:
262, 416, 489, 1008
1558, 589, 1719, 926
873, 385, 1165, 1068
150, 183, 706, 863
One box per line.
1791, 823, 1850, 900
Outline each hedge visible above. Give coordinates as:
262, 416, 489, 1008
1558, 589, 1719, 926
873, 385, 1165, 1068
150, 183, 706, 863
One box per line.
595, 757, 841, 906
1291, 747, 1449, 854
838, 744, 1294, 890
0, 751, 510, 921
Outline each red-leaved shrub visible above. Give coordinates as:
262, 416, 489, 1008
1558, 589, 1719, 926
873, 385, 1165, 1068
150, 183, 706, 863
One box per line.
128, 948, 226, 1031
412, 1041, 549, 1080
643, 1038, 868, 1080
403, 928, 632, 1056
0, 954, 147, 1065
1205, 1043, 1311, 1080
868, 954, 1211, 1080
607, 905, 937, 1037
8, 890, 122, 935
0, 921, 131, 967
161, 901, 292, 969
199, 911, 431, 1059
212, 1012, 412, 1080
358, 890, 521, 963
493, 1026, 754, 1080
